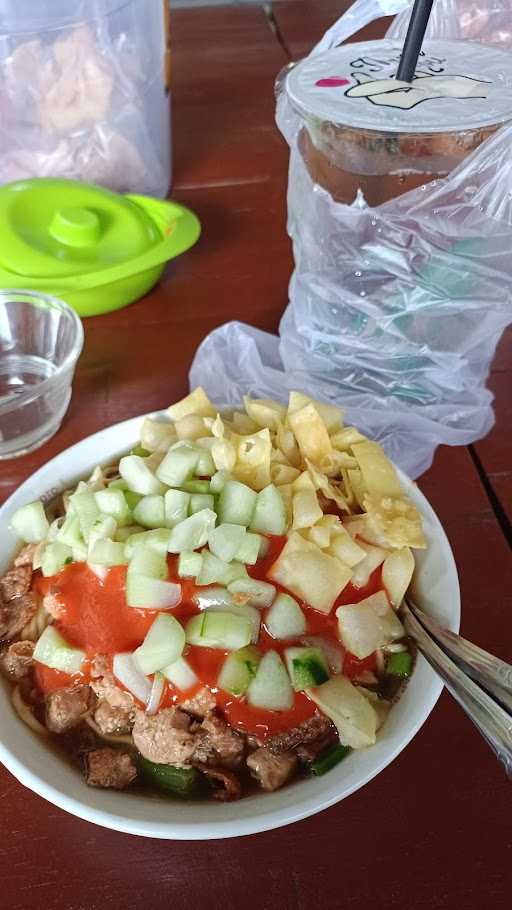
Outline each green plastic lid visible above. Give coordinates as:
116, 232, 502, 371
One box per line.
0, 178, 201, 317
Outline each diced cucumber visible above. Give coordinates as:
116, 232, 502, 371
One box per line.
185, 610, 252, 650
57, 513, 84, 549
181, 480, 211, 495
125, 528, 170, 558
265, 593, 306, 640
130, 445, 150, 458
228, 602, 261, 644
193, 586, 234, 609
247, 651, 294, 710
218, 480, 257, 526
284, 646, 330, 691
218, 646, 261, 696
310, 742, 351, 776
195, 449, 216, 477
47, 517, 65, 542
386, 651, 413, 678
94, 488, 131, 527
208, 523, 246, 563
108, 478, 128, 491
68, 491, 100, 541
10, 500, 50, 544
126, 575, 182, 610
210, 470, 230, 494
72, 541, 88, 563
88, 515, 117, 550
249, 484, 287, 535
234, 532, 262, 565
128, 545, 167, 579
156, 445, 199, 487
162, 656, 198, 691
33, 626, 85, 674
124, 490, 143, 511
258, 536, 270, 558
177, 550, 203, 578
138, 757, 199, 798
134, 614, 186, 675
119, 455, 166, 495
88, 538, 127, 567
196, 551, 232, 586
132, 495, 165, 529
228, 576, 276, 608
167, 509, 217, 553
164, 490, 191, 528
114, 524, 144, 543
190, 493, 215, 514
222, 561, 249, 586
41, 542, 73, 577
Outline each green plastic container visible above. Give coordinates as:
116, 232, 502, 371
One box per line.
0, 179, 201, 317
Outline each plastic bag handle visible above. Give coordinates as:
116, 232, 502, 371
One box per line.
310, 0, 413, 56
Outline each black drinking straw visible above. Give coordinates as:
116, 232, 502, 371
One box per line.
396, 0, 435, 83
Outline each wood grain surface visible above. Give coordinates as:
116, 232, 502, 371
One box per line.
0, 3, 510, 908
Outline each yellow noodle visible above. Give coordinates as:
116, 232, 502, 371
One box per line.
12, 686, 49, 737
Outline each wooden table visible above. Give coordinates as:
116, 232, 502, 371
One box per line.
1, 3, 511, 907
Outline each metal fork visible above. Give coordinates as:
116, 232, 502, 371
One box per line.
402, 597, 512, 777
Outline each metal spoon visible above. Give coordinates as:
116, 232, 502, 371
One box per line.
402, 597, 512, 777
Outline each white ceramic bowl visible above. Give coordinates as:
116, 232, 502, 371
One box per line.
0, 414, 460, 839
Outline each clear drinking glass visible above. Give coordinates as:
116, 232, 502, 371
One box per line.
0, 291, 84, 459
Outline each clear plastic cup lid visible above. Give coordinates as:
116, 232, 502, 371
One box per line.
286, 39, 512, 133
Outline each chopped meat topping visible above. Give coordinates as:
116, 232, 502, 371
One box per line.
180, 687, 216, 718
14, 545, 36, 568
133, 705, 245, 771
132, 707, 196, 766
192, 713, 245, 769
194, 763, 242, 801
0, 640, 34, 680
93, 700, 134, 736
84, 748, 137, 790
246, 749, 298, 791
246, 733, 263, 752
0, 564, 32, 601
0, 592, 38, 641
264, 713, 335, 755
46, 684, 92, 734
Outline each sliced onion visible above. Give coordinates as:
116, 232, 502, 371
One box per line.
113, 652, 152, 705
193, 586, 233, 610
301, 635, 344, 674
88, 562, 108, 582
146, 672, 165, 715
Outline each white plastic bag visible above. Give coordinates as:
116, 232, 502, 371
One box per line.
190, 0, 512, 477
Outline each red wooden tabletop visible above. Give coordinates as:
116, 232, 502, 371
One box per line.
1, 3, 511, 908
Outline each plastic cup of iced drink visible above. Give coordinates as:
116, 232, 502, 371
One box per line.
284, 39, 512, 206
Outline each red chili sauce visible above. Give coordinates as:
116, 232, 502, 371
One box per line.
34, 534, 384, 740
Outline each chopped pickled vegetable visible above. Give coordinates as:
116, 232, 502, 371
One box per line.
311, 743, 351, 776
386, 651, 413, 678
